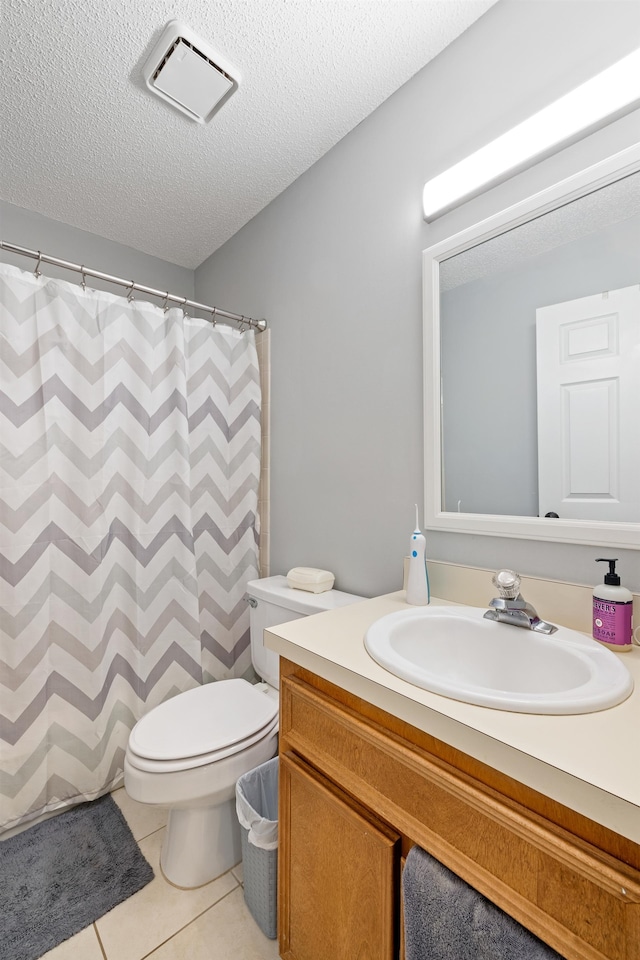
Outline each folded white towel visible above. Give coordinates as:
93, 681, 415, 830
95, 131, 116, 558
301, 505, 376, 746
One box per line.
286, 566, 335, 593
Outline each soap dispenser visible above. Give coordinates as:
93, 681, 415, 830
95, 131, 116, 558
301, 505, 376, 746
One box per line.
406, 505, 430, 606
592, 558, 633, 651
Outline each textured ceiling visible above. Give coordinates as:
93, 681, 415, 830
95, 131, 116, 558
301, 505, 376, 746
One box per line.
0, 0, 496, 268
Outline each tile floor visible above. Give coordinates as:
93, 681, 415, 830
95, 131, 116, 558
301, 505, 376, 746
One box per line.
41, 788, 281, 960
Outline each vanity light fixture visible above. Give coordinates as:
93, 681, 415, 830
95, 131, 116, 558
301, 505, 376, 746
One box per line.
422, 47, 640, 220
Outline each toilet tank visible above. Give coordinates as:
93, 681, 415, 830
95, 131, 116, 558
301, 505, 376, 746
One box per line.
246, 575, 364, 688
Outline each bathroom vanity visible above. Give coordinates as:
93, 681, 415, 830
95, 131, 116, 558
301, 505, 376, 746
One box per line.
266, 592, 640, 960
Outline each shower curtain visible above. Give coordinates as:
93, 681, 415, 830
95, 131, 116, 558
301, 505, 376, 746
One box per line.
0, 262, 261, 832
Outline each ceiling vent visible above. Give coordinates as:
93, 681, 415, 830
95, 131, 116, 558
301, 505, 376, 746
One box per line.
143, 21, 240, 124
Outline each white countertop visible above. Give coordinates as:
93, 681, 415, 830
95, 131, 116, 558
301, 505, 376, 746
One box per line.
266, 592, 640, 844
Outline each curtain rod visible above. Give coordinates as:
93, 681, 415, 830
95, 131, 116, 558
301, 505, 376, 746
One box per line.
0, 241, 267, 333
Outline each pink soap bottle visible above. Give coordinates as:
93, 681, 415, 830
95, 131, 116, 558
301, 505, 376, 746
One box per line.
592, 559, 633, 652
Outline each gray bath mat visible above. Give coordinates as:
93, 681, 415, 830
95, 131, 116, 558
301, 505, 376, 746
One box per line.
0, 793, 154, 960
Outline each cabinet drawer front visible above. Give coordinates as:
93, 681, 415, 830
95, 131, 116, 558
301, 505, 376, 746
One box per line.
279, 751, 399, 960
281, 675, 640, 960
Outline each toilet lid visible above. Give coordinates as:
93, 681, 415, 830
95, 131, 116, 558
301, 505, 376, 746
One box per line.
126, 713, 278, 773
128, 679, 279, 762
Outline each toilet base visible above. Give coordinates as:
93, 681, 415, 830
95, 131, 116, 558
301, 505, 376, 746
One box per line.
160, 797, 242, 888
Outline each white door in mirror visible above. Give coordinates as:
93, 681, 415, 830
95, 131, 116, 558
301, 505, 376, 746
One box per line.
536, 285, 640, 522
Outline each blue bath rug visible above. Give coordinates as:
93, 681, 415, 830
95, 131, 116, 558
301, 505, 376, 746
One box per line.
0, 793, 154, 960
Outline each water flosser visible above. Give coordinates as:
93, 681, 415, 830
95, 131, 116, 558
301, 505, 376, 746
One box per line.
406, 505, 430, 606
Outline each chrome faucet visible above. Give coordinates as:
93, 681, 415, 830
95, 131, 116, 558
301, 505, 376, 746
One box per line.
483, 570, 557, 635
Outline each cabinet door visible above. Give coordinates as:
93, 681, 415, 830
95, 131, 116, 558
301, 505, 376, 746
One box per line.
279, 751, 400, 960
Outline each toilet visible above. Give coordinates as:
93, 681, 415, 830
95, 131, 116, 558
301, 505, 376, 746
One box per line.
124, 574, 363, 888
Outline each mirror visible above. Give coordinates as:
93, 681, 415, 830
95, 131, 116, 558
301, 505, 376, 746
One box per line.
423, 145, 640, 549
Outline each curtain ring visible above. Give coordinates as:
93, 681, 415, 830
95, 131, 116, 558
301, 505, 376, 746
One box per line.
127, 281, 135, 302
238, 317, 247, 333
162, 291, 170, 312
210, 306, 217, 326
182, 296, 189, 319
34, 251, 43, 278
80, 266, 87, 291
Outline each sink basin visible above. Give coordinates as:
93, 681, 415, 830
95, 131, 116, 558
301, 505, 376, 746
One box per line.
364, 605, 633, 714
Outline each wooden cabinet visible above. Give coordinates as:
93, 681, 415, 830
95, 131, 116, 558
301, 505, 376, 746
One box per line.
279, 752, 399, 960
278, 660, 640, 960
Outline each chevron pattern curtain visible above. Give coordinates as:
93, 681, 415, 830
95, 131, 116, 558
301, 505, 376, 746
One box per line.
0, 263, 261, 833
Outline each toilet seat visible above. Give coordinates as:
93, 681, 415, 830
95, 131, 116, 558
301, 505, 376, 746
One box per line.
127, 679, 279, 774
126, 713, 279, 773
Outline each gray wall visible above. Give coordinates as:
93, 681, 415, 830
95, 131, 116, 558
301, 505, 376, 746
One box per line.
1, 201, 194, 299
5, 4, 637, 599
441, 213, 640, 517
194, 0, 640, 598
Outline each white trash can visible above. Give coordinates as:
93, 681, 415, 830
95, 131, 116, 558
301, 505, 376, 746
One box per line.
235, 756, 279, 939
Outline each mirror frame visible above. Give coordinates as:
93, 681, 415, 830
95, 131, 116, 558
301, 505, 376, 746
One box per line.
423, 143, 640, 549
